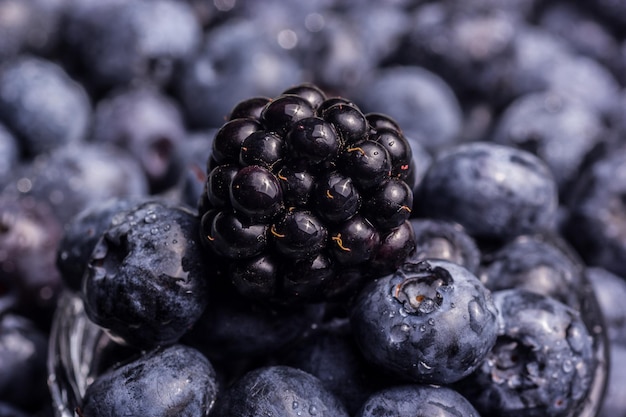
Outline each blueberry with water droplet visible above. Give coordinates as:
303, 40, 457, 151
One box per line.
82, 199, 212, 349
455, 289, 595, 416
212, 365, 349, 417
80, 344, 218, 417
356, 384, 480, 417
350, 259, 498, 384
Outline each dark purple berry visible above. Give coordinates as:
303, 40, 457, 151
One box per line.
229, 165, 284, 223
271, 209, 328, 259
287, 117, 340, 164
261, 94, 315, 134
229, 96, 271, 121
314, 171, 361, 224
282, 83, 327, 110
339, 140, 392, 191
239, 130, 285, 168
329, 215, 380, 266
212, 118, 263, 164
321, 102, 369, 145
363, 178, 413, 231
201, 209, 268, 260
205, 164, 239, 209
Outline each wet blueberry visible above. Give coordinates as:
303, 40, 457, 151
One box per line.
80, 344, 218, 417
212, 365, 349, 417
418, 141, 558, 242
350, 259, 498, 384
356, 384, 480, 417
457, 289, 595, 417
82, 200, 212, 349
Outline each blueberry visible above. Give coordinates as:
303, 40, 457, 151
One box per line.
0, 196, 62, 327
492, 91, 606, 198
563, 146, 626, 278
586, 266, 626, 346
351, 65, 463, 153
1, 142, 149, 226
175, 18, 304, 128
408, 218, 481, 275
64, 0, 202, 92
350, 259, 499, 384
82, 200, 211, 349
397, 4, 519, 102
418, 141, 558, 242
0, 0, 62, 60
91, 85, 188, 193
480, 233, 586, 311
80, 344, 218, 417
456, 289, 595, 416
597, 344, 626, 417
0, 313, 50, 412
212, 365, 349, 417
538, 2, 622, 78
356, 384, 480, 417
0, 55, 91, 157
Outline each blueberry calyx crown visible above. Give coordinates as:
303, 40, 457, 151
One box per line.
392, 261, 453, 315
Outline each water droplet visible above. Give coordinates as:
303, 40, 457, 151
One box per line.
309, 405, 317, 415
292, 401, 298, 410
59, 251, 68, 261
390, 323, 410, 343
144, 211, 158, 224
417, 361, 433, 374
172, 239, 178, 244
419, 325, 426, 332
150, 227, 159, 235
563, 360, 573, 373
427, 318, 435, 326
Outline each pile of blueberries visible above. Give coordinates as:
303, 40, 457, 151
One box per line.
3, 0, 626, 416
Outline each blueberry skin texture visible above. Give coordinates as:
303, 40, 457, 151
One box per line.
350, 259, 499, 385
81, 344, 218, 417
212, 365, 349, 417
356, 384, 480, 417
418, 141, 558, 242
457, 289, 595, 417
82, 200, 211, 349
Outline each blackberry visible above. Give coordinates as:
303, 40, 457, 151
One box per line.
199, 84, 416, 303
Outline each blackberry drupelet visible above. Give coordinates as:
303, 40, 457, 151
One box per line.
198, 84, 417, 303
